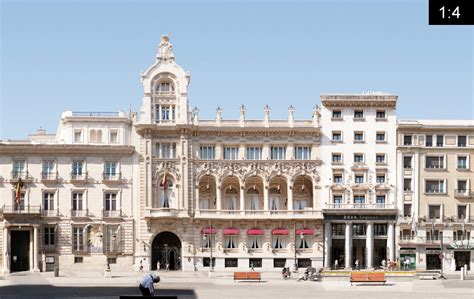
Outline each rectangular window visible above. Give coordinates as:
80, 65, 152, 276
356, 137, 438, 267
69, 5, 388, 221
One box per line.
72, 192, 83, 211
333, 195, 343, 207
426, 135, 433, 147
403, 135, 412, 146
457, 180, 467, 192
376, 110, 386, 119
425, 180, 445, 193
273, 258, 287, 268
352, 224, 366, 236
12, 160, 26, 179
403, 156, 412, 169
354, 154, 364, 163
110, 130, 118, 143
354, 132, 364, 142
42, 160, 55, 176
425, 156, 444, 169
161, 143, 171, 158
295, 146, 311, 160
404, 178, 412, 191
224, 236, 237, 249
436, 135, 444, 147
297, 235, 311, 249
332, 131, 342, 142
246, 146, 263, 160
203, 258, 216, 268
376, 132, 386, 142
332, 224, 345, 236
248, 235, 262, 249
355, 175, 364, 184
332, 153, 342, 163
249, 258, 262, 268
457, 156, 467, 169
74, 256, 83, 263
354, 195, 365, 207
43, 192, 54, 210
376, 195, 385, 206
354, 110, 364, 119
458, 205, 467, 220
223, 146, 239, 160
14, 192, 25, 210
44, 227, 55, 246
404, 204, 412, 217
224, 258, 238, 268
161, 106, 171, 121
332, 110, 342, 119
458, 136, 467, 147
104, 161, 117, 176
376, 175, 385, 184
272, 236, 286, 249
333, 175, 343, 184
271, 146, 286, 160
200, 146, 215, 160
374, 224, 387, 236
105, 193, 117, 211
72, 160, 84, 176
376, 154, 386, 164
73, 227, 84, 251
74, 130, 82, 143
429, 205, 441, 219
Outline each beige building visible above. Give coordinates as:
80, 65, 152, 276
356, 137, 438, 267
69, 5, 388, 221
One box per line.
397, 120, 474, 272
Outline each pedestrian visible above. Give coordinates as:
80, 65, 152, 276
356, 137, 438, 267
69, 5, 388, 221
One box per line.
250, 262, 255, 272
381, 259, 386, 271
334, 259, 338, 270
139, 259, 144, 273
157, 261, 160, 272
394, 258, 399, 271
166, 262, 170, 272
139, 273, 160, 297
387, 259, 392, 271
404, 258, 409, 270
355, 259, 359, 270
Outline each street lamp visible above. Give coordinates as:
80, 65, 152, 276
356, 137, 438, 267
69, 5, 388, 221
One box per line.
294, 221, 304, 272
203, 231, 213, 276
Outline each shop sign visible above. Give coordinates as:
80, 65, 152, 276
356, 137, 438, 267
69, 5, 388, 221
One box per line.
426, 249, 441, 254
45, 256, 55, 264
324, 215, 396, 221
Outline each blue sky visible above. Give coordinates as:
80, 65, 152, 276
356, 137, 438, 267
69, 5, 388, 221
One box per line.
1, 0, 472, 139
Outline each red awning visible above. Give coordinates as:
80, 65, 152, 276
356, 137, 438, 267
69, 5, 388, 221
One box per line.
296, 228, 314, 235
272, 228, 289, 235
223, 228, 240, 235
247, 228, 264, 235
201, 227, 217, 235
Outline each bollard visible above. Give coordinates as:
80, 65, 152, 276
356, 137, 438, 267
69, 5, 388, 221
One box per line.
460, 267, 465, 280
54, 267, 59, 277
464, 264, 468, 276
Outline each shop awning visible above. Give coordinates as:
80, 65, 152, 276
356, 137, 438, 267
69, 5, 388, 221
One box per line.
448, 240, 474, 250
296, 228, 314, 235
223, 228, 240, 235
201, 227, 217, 235
272, 228, 289, 235
247, 228, 264, 235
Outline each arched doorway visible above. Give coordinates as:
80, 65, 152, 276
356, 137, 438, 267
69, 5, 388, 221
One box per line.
151, 231, 181, 271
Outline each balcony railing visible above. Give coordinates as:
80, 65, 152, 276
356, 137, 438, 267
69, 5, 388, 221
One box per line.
145, 208, 186, 218
2, 204, 41, 215
71, 209, 89, 218
10, 171, 30, 181
102, 172, 122, 183
70, 172, 88, 182
325, 203, 395, 209
43, 209, 59, 217
454, 189, 472, 198
102, 210, 122, 218
195, 209, 322, 219
351, 162, 369, 170
41, 172, 59, 182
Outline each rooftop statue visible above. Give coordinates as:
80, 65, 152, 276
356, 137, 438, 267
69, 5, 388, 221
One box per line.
157, 35, 175, 61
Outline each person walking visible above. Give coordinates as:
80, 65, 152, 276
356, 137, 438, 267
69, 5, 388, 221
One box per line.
139, 259, 144, 273
334, 259, 338, 270
139, 273, 160, 297
355, 259, 360, 271
381, 259, 386, 271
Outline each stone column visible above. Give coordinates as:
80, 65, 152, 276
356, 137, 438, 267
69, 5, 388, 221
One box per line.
216, 185, 222, 211
33, 226, 39, 272
366, 222, 374, 269
195, 185, 200, 210
3, 227, 9, 273
240, 186, 245, 212
263, 185, 269, 211
345, 222, 352, 269
29, 230, 33, 271
387, 222, 395, 261
324, 222, 332, 268
287, 184, 293, 211
312, 179, 318, 210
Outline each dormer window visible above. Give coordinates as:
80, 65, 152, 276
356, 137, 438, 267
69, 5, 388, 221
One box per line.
156, 82, 175, 94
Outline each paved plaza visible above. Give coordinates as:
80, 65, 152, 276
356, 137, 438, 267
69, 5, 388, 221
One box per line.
0, 270, 473, 299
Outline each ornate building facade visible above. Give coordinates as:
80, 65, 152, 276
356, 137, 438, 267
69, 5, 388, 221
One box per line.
1, 36, 472, 273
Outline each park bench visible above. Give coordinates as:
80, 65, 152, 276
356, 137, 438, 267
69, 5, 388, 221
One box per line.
233, 272, 262, 282
350, 272, 386, 286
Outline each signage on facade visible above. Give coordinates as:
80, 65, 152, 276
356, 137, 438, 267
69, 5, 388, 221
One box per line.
426, 249, 441, 254
45, 256, 55, 264
324, 215, 396, 221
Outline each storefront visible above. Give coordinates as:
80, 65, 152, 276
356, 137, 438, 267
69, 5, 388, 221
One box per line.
426, 249, 442, 270
399, 248, 416, 270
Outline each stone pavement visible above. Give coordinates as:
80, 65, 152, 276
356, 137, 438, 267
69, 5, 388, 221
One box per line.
0, 270, 473, 299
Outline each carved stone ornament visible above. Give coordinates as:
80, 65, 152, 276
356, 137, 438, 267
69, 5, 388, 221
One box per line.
157, 35, 175, 62
153, 161, 181, 183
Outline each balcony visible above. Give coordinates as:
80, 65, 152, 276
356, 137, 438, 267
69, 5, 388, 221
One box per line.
454, 189, 472, 199
41, 172, 59, 183
351, 162, 369, 171
102, 210, 122, 219
194, 209, 323, 219
144, 208, 188, 218
102, 172, 122, 184
10, 171, 32, 183
2, 205, 42, 216
43, 209, 59, 218
71, 209, 89, 218
70, 172, 89, 183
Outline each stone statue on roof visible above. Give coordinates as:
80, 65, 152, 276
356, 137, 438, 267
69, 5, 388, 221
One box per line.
157, 35, 175, 61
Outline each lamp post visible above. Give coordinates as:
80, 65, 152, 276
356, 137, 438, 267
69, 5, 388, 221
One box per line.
294, 221, 298, 272
203, 230, 213, 276
439, 231, 446, 279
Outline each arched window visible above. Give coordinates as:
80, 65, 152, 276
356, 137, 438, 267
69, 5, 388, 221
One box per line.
96, 130, 102, 143
225, 186, 238, 210
90, 130, 96, 143
158, 175, 174, 208
246, 188, 260, 210
156, 81, 175, 94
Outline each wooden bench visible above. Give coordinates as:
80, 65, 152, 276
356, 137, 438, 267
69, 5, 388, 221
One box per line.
233, 272, 262, 282
350, 272, 386, 286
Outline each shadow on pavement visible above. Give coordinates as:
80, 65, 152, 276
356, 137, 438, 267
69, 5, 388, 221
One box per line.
0, 285, 197, 298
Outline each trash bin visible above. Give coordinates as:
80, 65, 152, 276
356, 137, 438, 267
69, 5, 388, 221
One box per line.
54, 267, 59, 277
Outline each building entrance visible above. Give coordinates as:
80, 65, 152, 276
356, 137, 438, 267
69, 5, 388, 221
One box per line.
426, 254, 441, 270
151, 231, 181, 271
331, 239, 345, 269
352, 239, 365, 269
454, 251, 471, 271
10, 230, 30, 272
374, 239, 387, 269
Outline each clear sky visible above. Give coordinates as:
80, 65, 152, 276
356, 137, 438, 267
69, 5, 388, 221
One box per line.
1, 0, 473, 140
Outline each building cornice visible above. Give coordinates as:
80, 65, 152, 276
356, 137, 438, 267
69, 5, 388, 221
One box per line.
0, 144, 135, 155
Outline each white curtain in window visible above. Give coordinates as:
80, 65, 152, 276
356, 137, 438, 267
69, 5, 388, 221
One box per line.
200, 198, 209, 209
270, 195, 280, 210
297, 236, 310, 249
228, 195, 237, 210
251, 194, 259, 210
249, 236, 262, 249
225, 236, 236, 248
272, 236, 284, 249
